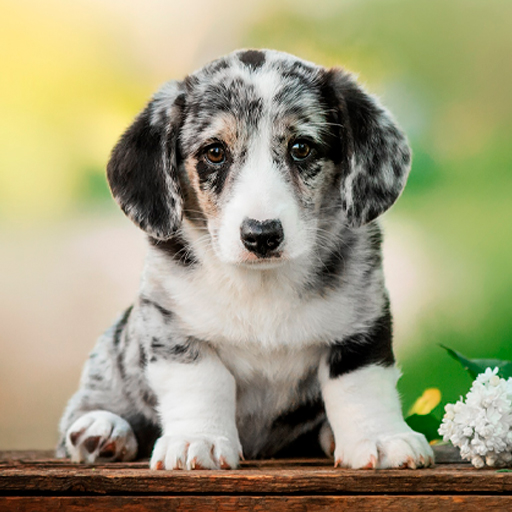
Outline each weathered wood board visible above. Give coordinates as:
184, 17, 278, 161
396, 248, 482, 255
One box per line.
1, 448, 511, 511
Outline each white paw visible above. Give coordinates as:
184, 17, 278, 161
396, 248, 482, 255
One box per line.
334, 430, 434, 469
65, 410, 138, 463
150, 434, 242, 470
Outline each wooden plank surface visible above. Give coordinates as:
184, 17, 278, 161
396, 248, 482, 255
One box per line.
2, 449, 512, 498
4, 449, 512, 511
1, 495, 512, 512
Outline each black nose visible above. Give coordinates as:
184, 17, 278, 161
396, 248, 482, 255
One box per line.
240, 218, 284, 257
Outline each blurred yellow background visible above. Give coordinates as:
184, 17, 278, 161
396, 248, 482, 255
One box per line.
1, 0, 511, 449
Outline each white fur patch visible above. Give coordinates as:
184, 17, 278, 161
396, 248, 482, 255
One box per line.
143, 240, 385, 352
319, 364, 433, 469
146, 351, 242, 470
214, 148, 309, 264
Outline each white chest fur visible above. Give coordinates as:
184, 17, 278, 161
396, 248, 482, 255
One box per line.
141, 245, 374, 352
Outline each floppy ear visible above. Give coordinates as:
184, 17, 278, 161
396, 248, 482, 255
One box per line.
107, 81, 185, 240
327, 69, 412, 227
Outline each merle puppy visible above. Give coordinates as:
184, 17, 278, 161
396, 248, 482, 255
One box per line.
58, 49, 433, 470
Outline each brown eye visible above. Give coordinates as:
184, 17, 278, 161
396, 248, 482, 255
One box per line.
205, 144, 226, 164
290, 140, 312, 161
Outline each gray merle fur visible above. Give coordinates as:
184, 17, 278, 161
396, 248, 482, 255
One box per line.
149, 335, 201, 364
59, 49, 412, 463
148, 235, 198, 267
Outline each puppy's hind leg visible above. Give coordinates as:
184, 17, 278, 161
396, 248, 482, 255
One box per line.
63, 410, 138, 463
57, 307, 148, 463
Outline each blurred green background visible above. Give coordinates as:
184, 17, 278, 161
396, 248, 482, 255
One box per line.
1, 0, 511, 448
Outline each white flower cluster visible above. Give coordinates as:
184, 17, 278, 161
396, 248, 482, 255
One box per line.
439, 367, 512, 468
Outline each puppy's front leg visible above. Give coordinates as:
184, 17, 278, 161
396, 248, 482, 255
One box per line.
320, 311, 433, 469
147, 345, 242, 470
320, 363, 433, 469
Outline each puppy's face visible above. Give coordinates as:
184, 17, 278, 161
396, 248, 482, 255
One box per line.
107, 49, 411, 268
180, 51, 344, 266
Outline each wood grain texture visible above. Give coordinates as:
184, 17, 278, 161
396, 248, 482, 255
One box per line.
2, 496, 512, 512
3, 460, 510, 495
3, 447, 511, 512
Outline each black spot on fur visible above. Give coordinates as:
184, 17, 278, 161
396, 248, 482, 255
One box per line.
184, 74, 200, 92
150, 337, 165, 351
247, 98, 264, 123
328, 301, 394, 379
173, 93, 186, 110
148, 235, 197, 267
238, 50, 266, 70
206, 58, 230, 75
113, 312, 134, 381
280, 61, 317, 86
292, 159, 324, 182
140, 297, 174, 320
393, 158, 405, 178
117, 351, 126, 379
113, 306, 132, 347
87, 368, 106, 391
141, 389, 157, 408
139, 345, 147, 368
149, 336, 201, 363
196, 159, 230, 196
362, 222, 383, 280
88, 372, 103, 383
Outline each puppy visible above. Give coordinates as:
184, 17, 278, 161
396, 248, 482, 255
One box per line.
57, 49, 433, 470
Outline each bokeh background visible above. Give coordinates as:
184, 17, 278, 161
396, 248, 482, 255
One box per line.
1, 0, 511, 450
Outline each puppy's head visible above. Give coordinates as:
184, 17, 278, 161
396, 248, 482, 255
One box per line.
107, 49, 411, 267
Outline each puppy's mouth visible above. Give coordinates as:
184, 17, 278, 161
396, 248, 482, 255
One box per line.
238, 251, 287, 269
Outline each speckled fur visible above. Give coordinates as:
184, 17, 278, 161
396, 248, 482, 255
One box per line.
58, 50, 433, 469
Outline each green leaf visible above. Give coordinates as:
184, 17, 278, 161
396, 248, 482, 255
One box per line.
440, 345, 512, 379
405, 413, 441, 442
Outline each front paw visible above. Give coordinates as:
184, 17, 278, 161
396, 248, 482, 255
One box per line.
65, 410, 138, 463
334, 430, 434, 469
150, 434, 242, 470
